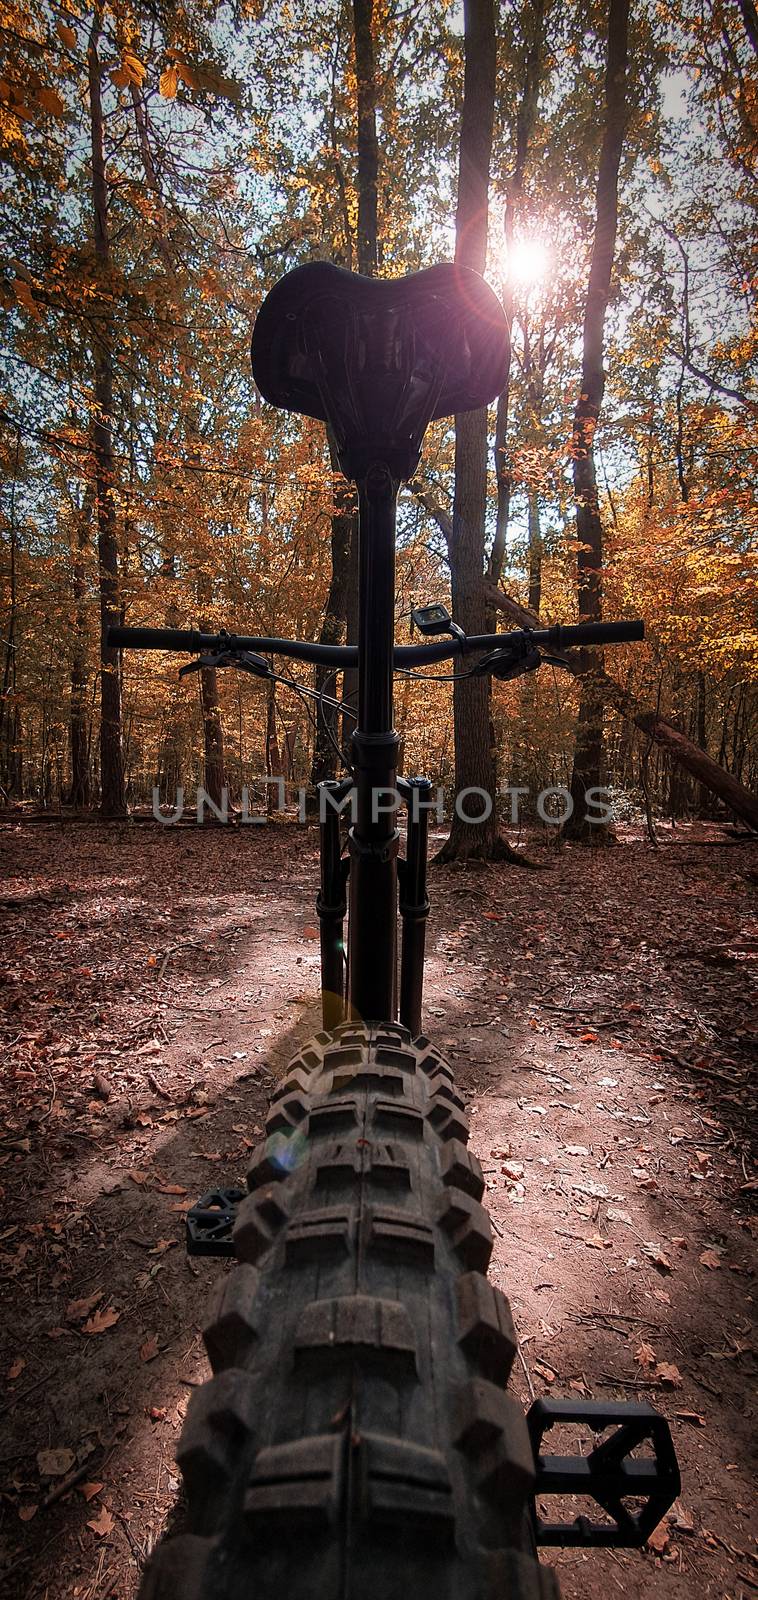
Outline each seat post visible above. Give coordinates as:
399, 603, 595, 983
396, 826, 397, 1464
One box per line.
347, 462, 401, 1024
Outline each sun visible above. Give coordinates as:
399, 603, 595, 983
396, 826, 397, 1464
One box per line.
504, 237, 551, 286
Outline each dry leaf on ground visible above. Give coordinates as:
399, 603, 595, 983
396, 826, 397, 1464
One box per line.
87, 1505, 114, 1538
699, 1248, 723, 1269
139, 1336, 159, 1363
65, 1290, 103, 1323
37, 1446, 76, 1477
82, 1303, 120, 1336
653, 1361, 683, 1387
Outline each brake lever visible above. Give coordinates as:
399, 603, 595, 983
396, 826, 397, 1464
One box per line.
474, 644, 542, 682
178, 650, 271, 679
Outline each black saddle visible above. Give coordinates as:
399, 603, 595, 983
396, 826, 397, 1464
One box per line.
251, 260, 509, 481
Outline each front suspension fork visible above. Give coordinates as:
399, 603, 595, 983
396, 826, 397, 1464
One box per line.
398, 776, 432, 1036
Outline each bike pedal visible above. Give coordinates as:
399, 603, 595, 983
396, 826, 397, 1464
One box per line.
186, 1186, 245, 1257
527, 1398, 681, 1548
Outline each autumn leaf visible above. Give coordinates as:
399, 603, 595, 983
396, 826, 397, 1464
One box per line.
56, 21, 77, 49
699, 1247, 723, 1269
647, 1519, 670, 1554
585, 1235, 612, 1249
139, 1335, 159, 1362
79, 1481, 103, 1501
87, 1504, 114, 1538
653, 1361, 683, 1388
635, 1341, 657, 1368
82, 1303, 120, 1336
148, 1238, 177, 1255
642, 1242, 672, 1273
35, 86, 65, 118
66, 1289, 103, 1323
159, 66, 178, 99
18, 1503, 38, 1522
6, 1355, 26, 1380
37, 1446, 75, 1477
675, 1410, 706, 1427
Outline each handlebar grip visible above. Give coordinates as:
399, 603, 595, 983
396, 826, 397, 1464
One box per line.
107, 627, 208, 651
550, 620, 644, 648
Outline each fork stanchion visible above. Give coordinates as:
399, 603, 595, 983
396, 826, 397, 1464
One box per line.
316, 780, 351, 1029
398, 777, 432, 1036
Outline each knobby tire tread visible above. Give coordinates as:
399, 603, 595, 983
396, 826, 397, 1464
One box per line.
141, 1023, 559, 1599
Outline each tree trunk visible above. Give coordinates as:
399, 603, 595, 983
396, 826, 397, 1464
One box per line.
438, 0, 501, 862
198, 611, 225, 811
527, 490, 542, 614
1, 420, 21, 799
342, 0, 380, 736
67, 497, 91, 808
487, 0, 546, 597
88, 13, 125, 818
564, 0, 629, 842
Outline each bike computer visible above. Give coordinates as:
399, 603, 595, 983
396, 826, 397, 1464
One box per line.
411, 602, 452, 635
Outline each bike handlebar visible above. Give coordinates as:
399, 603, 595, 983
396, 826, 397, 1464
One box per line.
107, 619, 643, 667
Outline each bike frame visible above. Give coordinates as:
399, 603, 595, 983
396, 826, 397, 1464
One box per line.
317, 463, 430, 1034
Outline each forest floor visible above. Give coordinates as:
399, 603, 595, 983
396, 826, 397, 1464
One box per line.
0, 817, 756, 1600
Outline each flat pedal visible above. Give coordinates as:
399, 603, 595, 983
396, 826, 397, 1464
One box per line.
186, 1186, 245, 1256
527, 1398, 680, 1548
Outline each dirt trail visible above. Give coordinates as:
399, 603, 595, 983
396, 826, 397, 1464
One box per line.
0, 820, 755, 1599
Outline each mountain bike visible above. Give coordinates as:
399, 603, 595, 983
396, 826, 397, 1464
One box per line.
109, 260, 680, 1599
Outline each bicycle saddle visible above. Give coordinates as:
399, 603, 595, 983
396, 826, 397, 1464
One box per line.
251, 260, 509, 481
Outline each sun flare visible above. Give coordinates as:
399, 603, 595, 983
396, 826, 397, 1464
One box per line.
504, 237, 551, 286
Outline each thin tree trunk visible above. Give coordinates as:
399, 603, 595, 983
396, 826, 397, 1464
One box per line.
198, 610, 225, 810
438, 0, 501, 862
1, 419, 21, 797
342, 0, 379, 736
68, 496, 92, 808
527, 490, 542, 614
488, 0, 546, 596
88, 12, 125, 818
564, 0, 629, 842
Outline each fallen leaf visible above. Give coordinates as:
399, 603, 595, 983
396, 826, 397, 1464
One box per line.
302, 926, 319, 939
564, 1144, 589, 1157
6, 1355, 26, 1380
653, 1361, 683, 1388
87, 1505, 114, 1538
128, 1170, 151, 1186
65, 1290, 103, 1323
635, 1342, 657, 1368
671, 1237, 688, 1251
46, 1326, 68, 1340
482, 911, 503, 921
606, 1206, 632, 1225
647, 1519, 670, 1554
501, 1161, 524, 1182
670, 1503, 695, 1533
642, 1242, 672, 1273
139, 1336, 159, 1363
82, 1304, 120, 1336
148, 1239, 177, 1256
675, 1411, 706, 1428
78, 1481, 103, 1502
693, 1150, 709, 1171
18, 1503, 38, 1521
579, 1031, 598, 1043
569, 1377, 589, 1396
148, 1406, 168, 1422
534, 1360, 557, 1383
154, 1183, 187, 1196
585, 1235, 612, 1249
699, 1248, 723, 1269
37, 1446, 76, 1477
